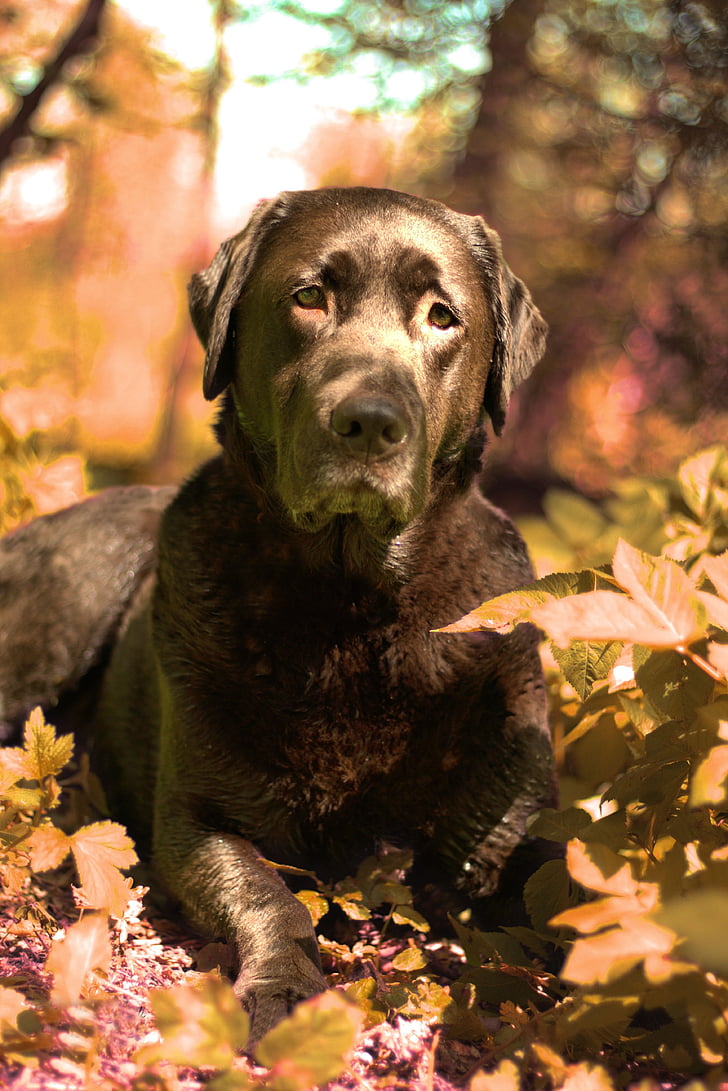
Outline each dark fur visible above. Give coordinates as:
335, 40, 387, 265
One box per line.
0, 187, 557, 1042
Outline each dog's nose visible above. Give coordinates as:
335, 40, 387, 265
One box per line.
331, 396, 408, 459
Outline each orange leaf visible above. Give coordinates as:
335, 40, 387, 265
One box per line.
564, 840, 638, 898
0, 986, 31, 1030
531, 591, 678, 649
611, 540, 706, 646
690, 744, 728, 807
70, 821, 138, 918
697, 591, 728, 633
561, 916, 674, 986
46, 914, 112, 1007
27, 824, 71, 872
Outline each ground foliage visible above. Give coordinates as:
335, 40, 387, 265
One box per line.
0, 447, 727, 1088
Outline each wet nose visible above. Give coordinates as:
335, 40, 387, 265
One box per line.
330, 396, 408, 459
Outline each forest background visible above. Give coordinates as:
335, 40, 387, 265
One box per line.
1, 1, 727, 1089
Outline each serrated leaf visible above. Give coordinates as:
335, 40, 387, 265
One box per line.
436, 570, 611, 634
70, 821, 138, 918
552, 639, 623, 699
391, 946, 428, 971
611, 540, 707, 646
636, 650, 714, 723
22, 708, 74, 781
137, 976, 249, 1070
27, 824, 71, 871
696, 590, 728, 632
46, 914, 112, 1006
255, 991, 363, 1090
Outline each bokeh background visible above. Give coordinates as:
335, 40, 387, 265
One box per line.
1, 0, 726, 530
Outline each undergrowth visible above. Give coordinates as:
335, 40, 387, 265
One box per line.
1, 445, 728, 1089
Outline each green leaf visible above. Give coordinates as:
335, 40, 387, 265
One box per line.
636, 650, 714, 722
524, 859, 578, 933
137, 977, 249, 1071
542, 489, 609, 549
527, 806, 593, 842
658, 890, 728, 974
255, 991, 363, 1090
551, 639, 623, 699
678, 446, 726, 522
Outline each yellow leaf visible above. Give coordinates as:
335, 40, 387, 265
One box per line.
295, 889, 329, 926
256, 991, 363, 1090
27, 824, 71, 872
391, 946, 428, 971
70, 821, 138, 918
562, 1062, 616, 1091
469, 1059, 520, 1091
46, 914, 112, 1007
22, 708, 74, 781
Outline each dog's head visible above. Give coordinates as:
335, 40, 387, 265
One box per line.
189, 188, 546, 542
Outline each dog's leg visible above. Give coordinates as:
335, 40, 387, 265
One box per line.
152, 789, 326, 1044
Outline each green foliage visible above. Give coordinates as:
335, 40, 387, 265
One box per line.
445, 446, 728, 1080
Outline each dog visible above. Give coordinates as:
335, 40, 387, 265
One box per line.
0, 187, 557, 1042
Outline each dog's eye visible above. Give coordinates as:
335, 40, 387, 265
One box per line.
428, 303, 457, 330
294, 286, 325, 309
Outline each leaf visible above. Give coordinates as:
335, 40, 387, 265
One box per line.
532, 591, 703, 651
611, 540, 707, 646
255, 991, 363, 1090
562, 1062, 616, 1091
678, 446, 725, 521
70, 821, 138, 918
391, 946, 428, 971
542, 490, 609, 549
22, 708, 74, 781
46, 914, 112, 1007
552, 639, 623, 699
295, 889, 329, 926
436, 570, 610, 634
527, 807, 593, 842
27, 824, 71, 872
559, 916, 674, 986
658, 890, 728, 974
690, 744, 728, 806
702, 552, 728, 601
469, 1059, 520, 1091
696, 590, 728, 632
137, 976, 249, 1070
524, 858, 578, 933
563, 840, 637, 898
636, 650, 714, 723
391, 905, 430, 931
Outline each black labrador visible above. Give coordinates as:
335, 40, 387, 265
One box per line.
0, 187, 557, 1042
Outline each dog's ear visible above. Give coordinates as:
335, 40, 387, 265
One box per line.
468, 219, 548, 434
188, 199, 278, 401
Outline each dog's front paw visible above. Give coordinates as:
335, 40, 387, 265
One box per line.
235, 961, 327, 1047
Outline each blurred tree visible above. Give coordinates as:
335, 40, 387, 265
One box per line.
445, 0, 728, 494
